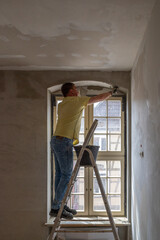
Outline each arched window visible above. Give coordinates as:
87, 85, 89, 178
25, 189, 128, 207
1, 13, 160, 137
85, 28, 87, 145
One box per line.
50, 82, 126, 217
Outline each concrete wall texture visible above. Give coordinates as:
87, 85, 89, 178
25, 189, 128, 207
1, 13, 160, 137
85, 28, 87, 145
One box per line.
131, 0, 160, 239
0, 71, 130, 240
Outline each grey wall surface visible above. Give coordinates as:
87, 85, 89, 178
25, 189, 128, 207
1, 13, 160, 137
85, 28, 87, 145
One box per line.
131, 0, 160, 239
0, 71, 130, 240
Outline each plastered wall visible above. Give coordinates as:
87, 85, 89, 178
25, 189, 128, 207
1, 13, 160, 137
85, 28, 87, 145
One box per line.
0, 70, 130, 240
131, 0, 160, 239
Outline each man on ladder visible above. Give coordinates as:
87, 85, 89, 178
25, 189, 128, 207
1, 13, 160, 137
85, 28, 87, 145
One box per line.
50, 82, 113, 219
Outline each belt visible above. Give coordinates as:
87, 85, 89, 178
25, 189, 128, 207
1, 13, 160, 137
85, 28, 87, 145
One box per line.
56, 136, 64, 139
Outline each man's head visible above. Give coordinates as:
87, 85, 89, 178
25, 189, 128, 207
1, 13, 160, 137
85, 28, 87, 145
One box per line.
61, 82, 78, 97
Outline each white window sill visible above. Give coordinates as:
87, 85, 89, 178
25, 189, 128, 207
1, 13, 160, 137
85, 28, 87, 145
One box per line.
45, 216, 130, 227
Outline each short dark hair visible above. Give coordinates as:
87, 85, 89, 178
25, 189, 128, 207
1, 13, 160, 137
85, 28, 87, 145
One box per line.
61, 82, 74, 97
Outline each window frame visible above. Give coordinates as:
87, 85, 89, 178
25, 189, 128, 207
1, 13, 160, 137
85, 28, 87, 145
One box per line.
52, 95, 125, 216
88, 97, 125, 216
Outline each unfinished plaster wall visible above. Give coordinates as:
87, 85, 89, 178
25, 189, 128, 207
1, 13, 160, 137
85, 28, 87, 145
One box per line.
0, 70, 130, 240
131, 0, 160, 239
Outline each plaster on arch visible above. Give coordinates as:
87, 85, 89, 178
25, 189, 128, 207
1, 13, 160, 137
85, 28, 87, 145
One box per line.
48, 80, 112, 94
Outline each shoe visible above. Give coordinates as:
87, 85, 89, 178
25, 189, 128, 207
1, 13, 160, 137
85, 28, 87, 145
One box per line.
64, 205, 77, 215
49, 208, 73, 219
49, 209, 59, 217
61, 209, 73, 219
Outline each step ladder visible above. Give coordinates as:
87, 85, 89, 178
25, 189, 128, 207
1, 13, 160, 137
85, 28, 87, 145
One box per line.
48, 119, 120, 240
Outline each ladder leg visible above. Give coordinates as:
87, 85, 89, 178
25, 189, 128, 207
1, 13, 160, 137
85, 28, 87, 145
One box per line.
85, 149, 120, 240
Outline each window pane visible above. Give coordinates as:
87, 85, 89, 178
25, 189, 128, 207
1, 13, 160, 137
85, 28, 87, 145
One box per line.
108, 161, 121, 177
108, 178, 121, 194
80, 118, 84, 133
93, 161, 106, 177
108, 118, 121, 133
73, 161, 84, 177
72, 178, 84, 194
108, 195, 121, 211
79, 134, 84, 145
93, 178, 107, 194
94, 118, 107, 133
71, 195, 84, 211
94, 135, 107, 151
78, 168, 84, 177
93, 195, 105, 211
108, 100, 121, 117
94, 101, 107, 116
108, 135, 121, 151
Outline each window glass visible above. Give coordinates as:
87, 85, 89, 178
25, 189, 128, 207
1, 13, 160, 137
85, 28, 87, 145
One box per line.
108, 100, 121, 117
93, 161, 106, 177
79, 134, 84, 145
108, 195, 121, 211
93, 135, 107, 151
93, 195, 105, 211
72, 178, 84, 194
94, 118, 107, 133
108, 118, 121, 133
94, 101, 107, 116
108, 178, 121, 194
108, 161, 121, 177
93, 178, 107, 194
93, 100, 122, 152
108, 135, 121, 151
71, 195, 84, 211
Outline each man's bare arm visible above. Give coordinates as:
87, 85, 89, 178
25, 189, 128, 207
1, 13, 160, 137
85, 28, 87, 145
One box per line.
88, 91, 112, 105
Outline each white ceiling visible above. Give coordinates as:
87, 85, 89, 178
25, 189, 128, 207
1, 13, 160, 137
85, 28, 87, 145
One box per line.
0, 0, 156, 70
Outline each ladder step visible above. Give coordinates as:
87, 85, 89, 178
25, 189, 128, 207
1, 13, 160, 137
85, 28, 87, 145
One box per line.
56, 228, 113, 233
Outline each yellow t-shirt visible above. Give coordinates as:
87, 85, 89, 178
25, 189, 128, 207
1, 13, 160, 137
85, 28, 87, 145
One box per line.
54, 96, 90, 145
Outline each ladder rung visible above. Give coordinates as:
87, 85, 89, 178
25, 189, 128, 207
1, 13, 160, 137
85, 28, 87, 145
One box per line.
56, 229, 113, 233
